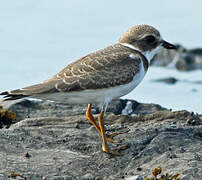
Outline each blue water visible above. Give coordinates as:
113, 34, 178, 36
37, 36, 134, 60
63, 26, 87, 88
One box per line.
0, 0, 202, 113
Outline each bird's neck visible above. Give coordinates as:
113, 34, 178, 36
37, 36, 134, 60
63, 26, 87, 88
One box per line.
120, 43, 140, 52
120, 43, 162, 64
142, 46, 163, 63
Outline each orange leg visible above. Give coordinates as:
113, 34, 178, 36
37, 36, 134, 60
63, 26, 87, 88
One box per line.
86, 104, 122, 143
98, 108, 128, 155
86, 104, 101, 133
98, 109, 109, 153
86, 104, 129, 155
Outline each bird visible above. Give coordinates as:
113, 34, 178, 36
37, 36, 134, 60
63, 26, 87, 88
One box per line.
0, 24, 176, 155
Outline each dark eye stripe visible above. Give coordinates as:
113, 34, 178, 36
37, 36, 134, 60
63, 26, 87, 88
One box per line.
145, 35, 156, 43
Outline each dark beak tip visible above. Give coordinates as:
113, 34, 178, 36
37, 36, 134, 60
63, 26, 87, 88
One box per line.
162, 41, 177, 50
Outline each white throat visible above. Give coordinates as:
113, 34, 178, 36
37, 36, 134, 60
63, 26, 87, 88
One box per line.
121, 42, 163, 64
142, 45, 163, 63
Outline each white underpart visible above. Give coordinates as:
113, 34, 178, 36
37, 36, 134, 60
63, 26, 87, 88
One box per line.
35, 60, 146, 109
142, 45, 163, 63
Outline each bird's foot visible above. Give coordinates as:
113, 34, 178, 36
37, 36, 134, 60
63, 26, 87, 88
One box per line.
106, 131, 127, 143
103, 144, 129, 156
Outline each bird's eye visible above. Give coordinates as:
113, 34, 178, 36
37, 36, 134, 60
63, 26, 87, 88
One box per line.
145, 35, 156, 43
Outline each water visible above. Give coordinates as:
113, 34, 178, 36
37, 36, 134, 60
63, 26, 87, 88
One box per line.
0, 0, 202, 113
124, 67, 202, 113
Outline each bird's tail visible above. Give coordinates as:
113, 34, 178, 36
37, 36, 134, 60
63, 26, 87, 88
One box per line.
0, 91, 28, 101
0, 80, 59, 101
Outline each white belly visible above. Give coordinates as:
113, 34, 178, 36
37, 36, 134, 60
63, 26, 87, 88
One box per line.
35, 60, 147, 106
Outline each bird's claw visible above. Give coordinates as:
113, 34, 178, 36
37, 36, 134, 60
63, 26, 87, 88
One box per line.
106, 131, 127, 143
103, 144, 129, 156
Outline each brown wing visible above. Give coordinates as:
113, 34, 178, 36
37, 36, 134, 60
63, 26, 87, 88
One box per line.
51, 43, 145, 92
0, 44, 146, 101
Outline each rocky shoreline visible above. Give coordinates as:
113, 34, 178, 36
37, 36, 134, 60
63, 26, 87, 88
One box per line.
152, 45, 202, 71
0, 99, 201, 180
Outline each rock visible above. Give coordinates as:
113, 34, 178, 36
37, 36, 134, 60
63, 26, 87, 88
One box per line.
0, 105, 16, 128
175, 54, 197, 71
151, 44, 202, 71
1, 99, 167, 124
126, 175, 143, 180
152, 77, 178, 85
81, 173, 95, 180
186, 112, 201, 125
152, 76, 202, 86
188, 48, 202, 55
151, 46, 179, 67
0, 99, 201, 179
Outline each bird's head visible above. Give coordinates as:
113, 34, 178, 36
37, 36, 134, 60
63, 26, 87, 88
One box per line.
119, 24, 176, 62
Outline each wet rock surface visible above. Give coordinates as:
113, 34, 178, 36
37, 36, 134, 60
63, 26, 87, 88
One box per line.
0, 99, 201, 180
151, 76, 202, 85
152, 44, 202, 71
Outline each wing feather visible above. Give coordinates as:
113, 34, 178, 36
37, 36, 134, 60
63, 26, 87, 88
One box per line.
54, 44, 145, 91
0, 43, 147, 101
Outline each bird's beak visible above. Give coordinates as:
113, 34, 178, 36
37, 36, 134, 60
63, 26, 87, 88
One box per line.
162, 40, 176, 49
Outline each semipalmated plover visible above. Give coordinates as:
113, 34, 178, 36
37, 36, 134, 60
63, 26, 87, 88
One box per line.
0, 24, 176, 154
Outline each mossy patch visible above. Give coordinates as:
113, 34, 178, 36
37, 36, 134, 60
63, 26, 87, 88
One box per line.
145, 166, 180, 180
0, 105, 16, 128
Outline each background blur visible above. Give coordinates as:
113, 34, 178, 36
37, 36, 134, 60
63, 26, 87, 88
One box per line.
0, 0, 202, 112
